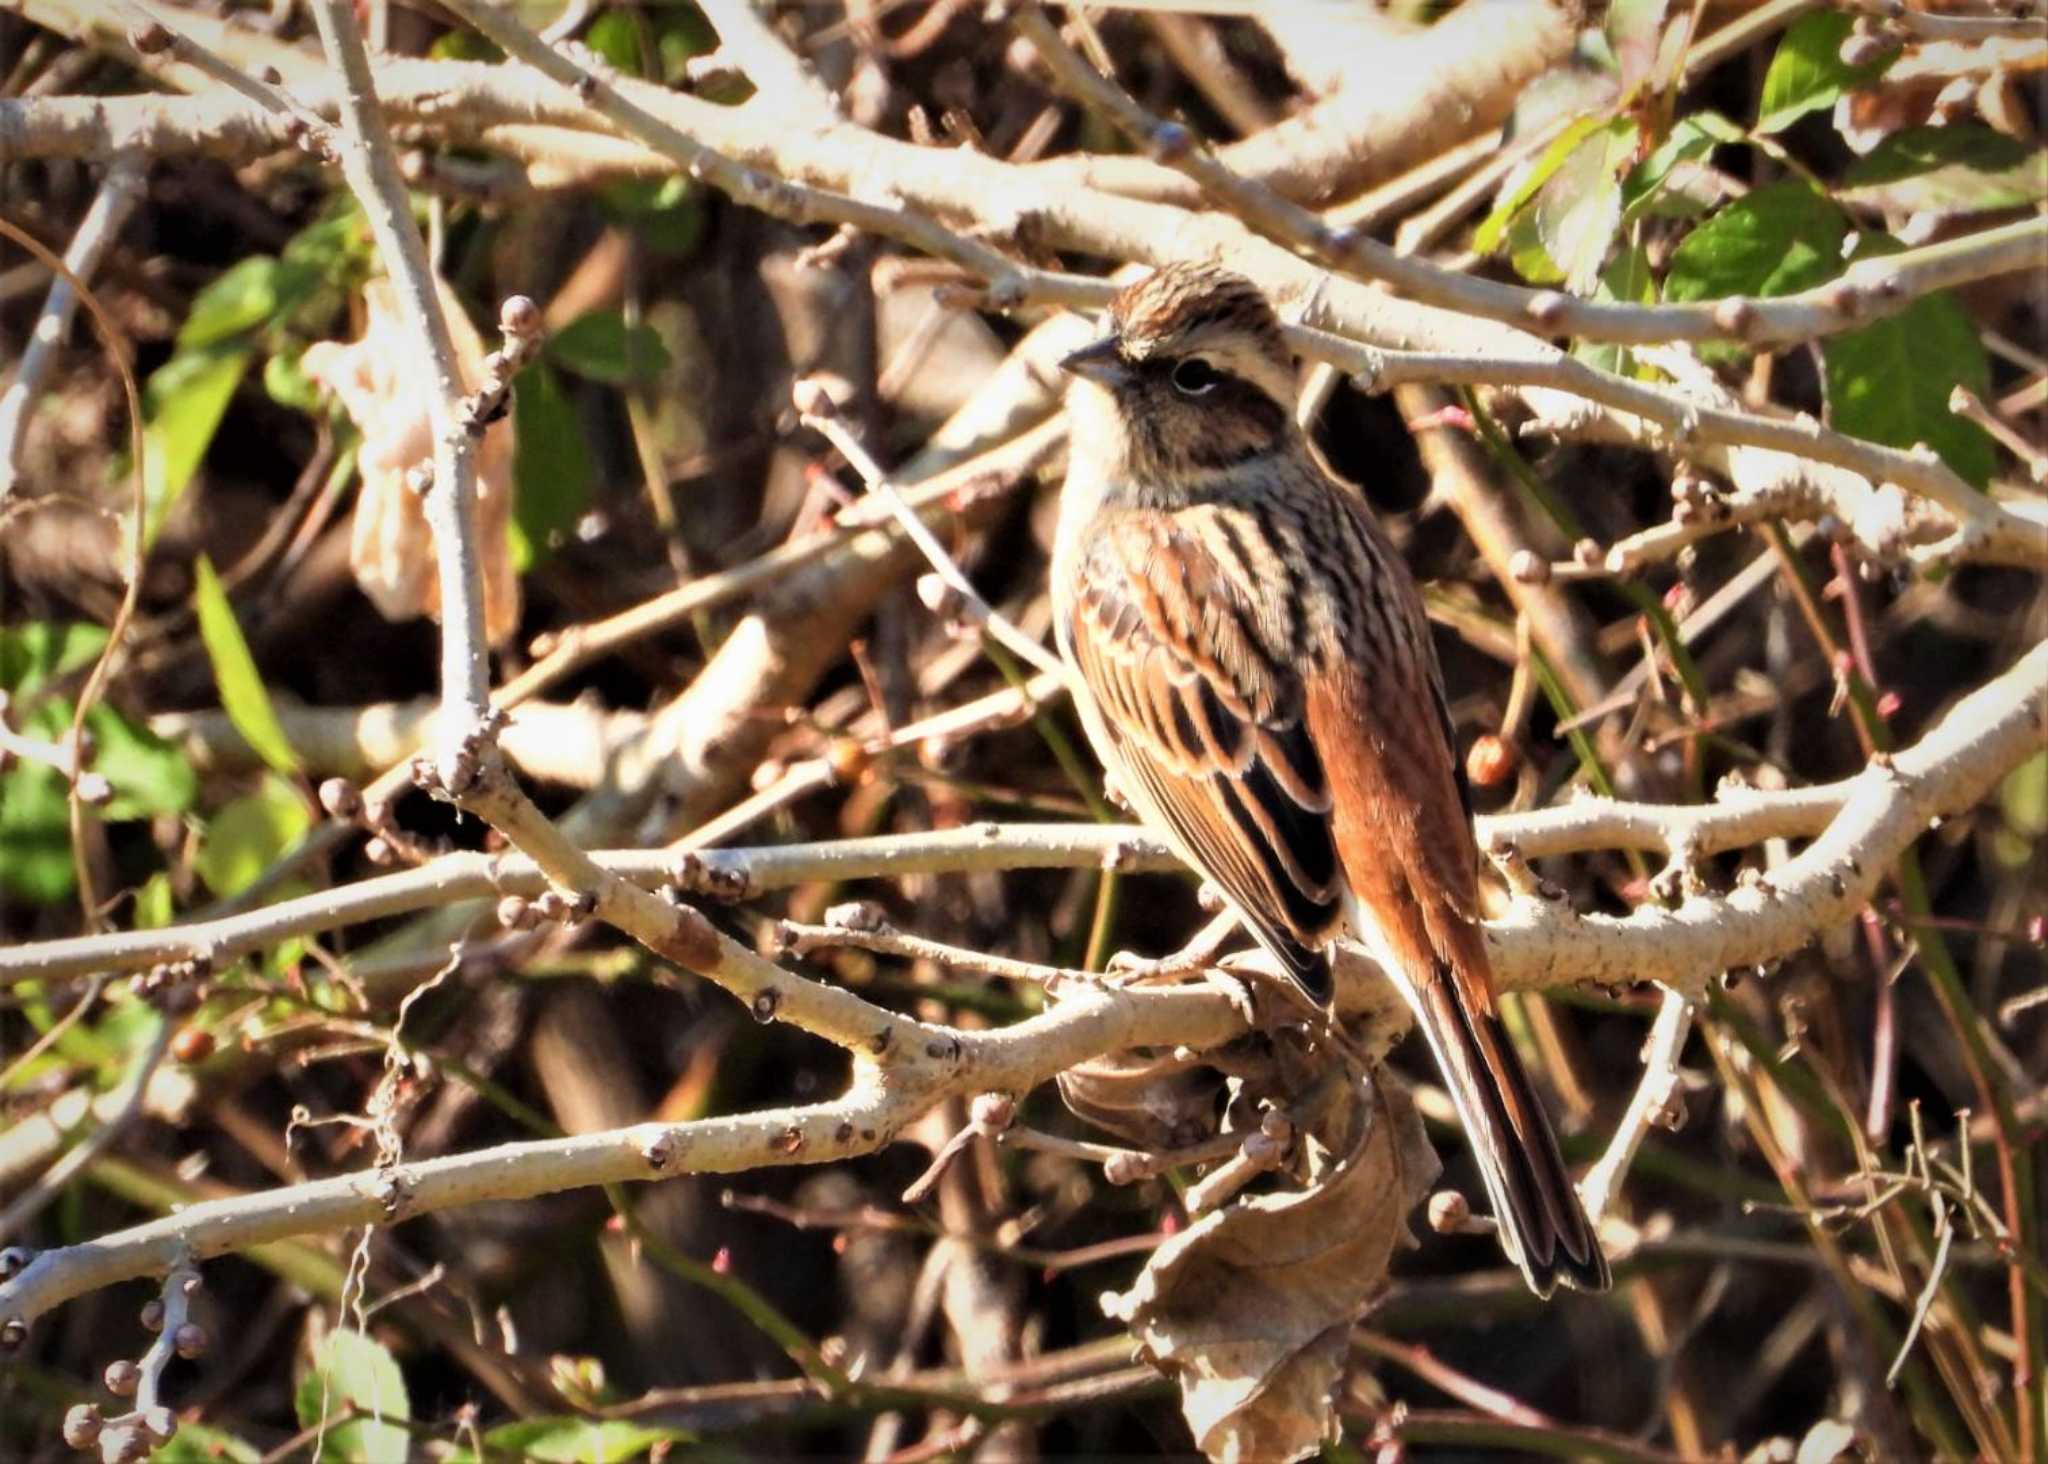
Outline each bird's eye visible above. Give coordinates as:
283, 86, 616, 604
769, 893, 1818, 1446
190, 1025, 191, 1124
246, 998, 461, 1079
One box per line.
1170, 357, 1220, 396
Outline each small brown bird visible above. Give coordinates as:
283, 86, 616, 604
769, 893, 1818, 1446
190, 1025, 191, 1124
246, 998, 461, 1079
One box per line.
1052, 262, 1609, 1297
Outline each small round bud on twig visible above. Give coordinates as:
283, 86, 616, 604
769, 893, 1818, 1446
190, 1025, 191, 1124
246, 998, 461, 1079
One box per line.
104, 1359, 141, 1397
1838, 31, 1892, 67
364, 836, 396, 866
174, 1322, 209, 1358
139, 1298, 165, 1332
63, 1404, 104, 1449
496, 895, 532, 930
170, 1026, 215, 1064
1426, 1190, 1471, 1234
1710, 297, 1754, 338
131, 21, 172, 52
1465, 733, 1519, 789
1573, 538, 1603, 571
319, 778, 362, 819
0, 1247, 31, 1279
499, 295, 540, 337
1508, 549, 1550, 586
1524, 291, 1569, 329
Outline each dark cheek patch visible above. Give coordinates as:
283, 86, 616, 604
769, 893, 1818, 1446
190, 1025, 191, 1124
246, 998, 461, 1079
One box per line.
1183, 379, 1287, 469
1125, 369, 1285, 474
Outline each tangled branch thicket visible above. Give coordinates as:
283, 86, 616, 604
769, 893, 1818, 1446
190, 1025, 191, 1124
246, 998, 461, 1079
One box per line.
0, 0, 2043, 1459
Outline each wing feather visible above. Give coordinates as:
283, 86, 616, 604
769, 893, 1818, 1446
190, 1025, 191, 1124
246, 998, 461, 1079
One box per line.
1066, 513, 1341, 998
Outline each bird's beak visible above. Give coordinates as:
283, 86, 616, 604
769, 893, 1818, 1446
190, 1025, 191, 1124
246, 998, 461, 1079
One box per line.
1059, 336, 1129, 387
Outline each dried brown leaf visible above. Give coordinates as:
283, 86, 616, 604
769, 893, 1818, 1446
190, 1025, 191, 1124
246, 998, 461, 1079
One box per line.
1104, 1076, 1439, 1464
301, 277, 520, 646
1056, 1048, 1224, 1152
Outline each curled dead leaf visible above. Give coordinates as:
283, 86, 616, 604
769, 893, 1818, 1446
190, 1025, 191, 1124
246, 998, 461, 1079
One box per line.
1056, 1047, 1226, 1153
301, 277, 520, 645
1103, 1076, 1439, 1464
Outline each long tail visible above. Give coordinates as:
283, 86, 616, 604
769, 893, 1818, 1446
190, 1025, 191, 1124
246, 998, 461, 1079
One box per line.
1410, 968, 1610, 1297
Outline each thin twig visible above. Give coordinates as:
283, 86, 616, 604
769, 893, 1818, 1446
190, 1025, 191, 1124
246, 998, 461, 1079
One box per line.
308, 0, 492, 756
1579, 991, 1695, 1226
799, 399, 1070, 684
0, 153, 144, 501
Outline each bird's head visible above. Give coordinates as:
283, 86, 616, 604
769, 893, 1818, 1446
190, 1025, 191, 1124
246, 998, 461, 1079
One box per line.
1060, 263, 1300, 485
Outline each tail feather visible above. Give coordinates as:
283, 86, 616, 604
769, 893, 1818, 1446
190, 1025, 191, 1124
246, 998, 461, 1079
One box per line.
1414, 973, 1610, 1297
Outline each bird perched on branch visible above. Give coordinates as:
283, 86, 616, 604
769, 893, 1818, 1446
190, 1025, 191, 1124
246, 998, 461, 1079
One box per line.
1051, 261, 1609, 1297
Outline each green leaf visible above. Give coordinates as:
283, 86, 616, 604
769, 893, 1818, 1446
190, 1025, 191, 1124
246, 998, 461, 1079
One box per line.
1664, 181, 1847, 301
459, 1419, 693, 1464
0, 755, 75, 902
1622, 111, 1744, 223
598, 175, 705, 259
654, 4, 718, 83
1575, 242, 1657, 377
1475, 114, 1611, 256
264, 349, 326, 415
429, 25, 498, 60
77, 702, 198, 819
584, 9, 647, 74
133, 871, 175, 929
509, 363, 591, 572
296, 1329, 411, 1464
548, 310, 673, 386
280, 205, 373, 289
1502, 207, 1564, 286
1823, 282, 1997, 488
192, 554, 300, 776
194, 772, 311, 898
1530, 118, 1636, 293
1843, 124, 2030, 187
13, 694, 195, 820
2001, 749, 2048, 839
1757, 12, 1894, 133
0, 692, 194, 902
1843, 148, 2048, 217
0, 621, 107, 694
142, 344, 253, 547
178, 257, 287, 351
